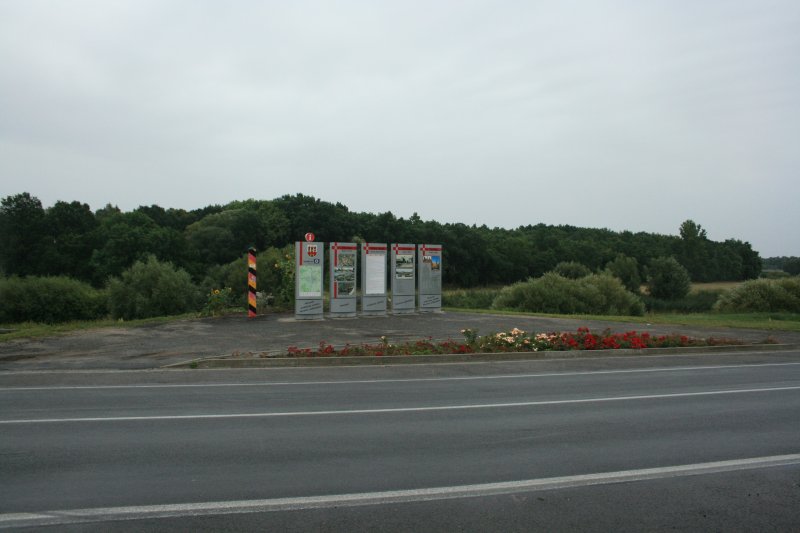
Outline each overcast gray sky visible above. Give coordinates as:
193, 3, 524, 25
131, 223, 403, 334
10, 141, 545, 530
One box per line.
1, 1, 798, 256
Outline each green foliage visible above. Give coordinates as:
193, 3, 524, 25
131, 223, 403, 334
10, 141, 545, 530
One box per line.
40, 201, 98, 281
202, 287, 234, 316
642, 290, 723, 313
761, 270, 791, 279
107, 256, 200, 320
443, 288, 502, 309
0, 193, 46, 276
551, 261, 592, 279
200, 245, 294, 310
605, 254, 641, 292
491, 273, 645, 316
647, 256, 691, 300
783, 258, 800, 276
90, 211, 184, 284
714, 278, 800, 313
0, 276, 107, 324
0, 192, 765, 290
272, 249, 296, 309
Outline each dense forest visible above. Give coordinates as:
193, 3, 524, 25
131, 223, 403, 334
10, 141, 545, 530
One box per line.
1, 192, 764, 289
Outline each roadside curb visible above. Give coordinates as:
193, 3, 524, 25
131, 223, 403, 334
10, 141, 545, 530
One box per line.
164, 343, 800, 369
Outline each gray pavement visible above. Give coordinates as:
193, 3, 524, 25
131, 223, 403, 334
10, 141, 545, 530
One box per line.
1, 311, 799, 371
1, 354, 799, 530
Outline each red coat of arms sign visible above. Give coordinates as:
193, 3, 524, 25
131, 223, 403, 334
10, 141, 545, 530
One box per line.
307, 245, 318, 258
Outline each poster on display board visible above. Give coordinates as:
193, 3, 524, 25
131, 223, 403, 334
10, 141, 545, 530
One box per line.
330, 242, 357, 317
295, 241, 324, 319
418, 244, 443, 312
390, 243, 416, 314
361, 243, 387, 315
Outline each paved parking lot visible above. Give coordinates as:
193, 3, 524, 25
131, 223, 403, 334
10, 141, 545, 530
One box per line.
1, 311, 798, 371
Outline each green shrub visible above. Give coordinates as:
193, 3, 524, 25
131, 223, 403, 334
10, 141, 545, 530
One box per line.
783, 258, 800, 276
605, 254, 641, 292
491, 273, 644, 316
714, 278, 800, 312
551, 261, 592, 279
442, 288, 501, 309
108, 256, 200, 320
643, 290, 723, 313
0, 275, 107, 323
200, 245, 294, 311
201, 287, 235, 316
647, 256, 691, 300
761, 270, 790, 279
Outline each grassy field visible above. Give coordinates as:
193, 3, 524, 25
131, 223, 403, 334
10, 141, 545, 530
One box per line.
690, 281, 742, 293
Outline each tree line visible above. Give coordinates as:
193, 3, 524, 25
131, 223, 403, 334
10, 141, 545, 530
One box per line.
0, 192, 763, 288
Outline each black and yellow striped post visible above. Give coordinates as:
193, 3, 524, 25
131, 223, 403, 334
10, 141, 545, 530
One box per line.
248, 247, 257, 318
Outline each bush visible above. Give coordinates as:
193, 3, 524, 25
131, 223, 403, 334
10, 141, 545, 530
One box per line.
783, 258, 800, 276
200, 245, 294, 311
605, 254, 641, 293
491, 273, 645, 316
0, 275, 107, 323
761, 270, 790, 279
551, 261, 592, 279
443, 288, 501, 309
642, 290, 723, 313
108, 256, 200, 320
647, 256, 691, 300
714, 278, 800, 312
201, 287, 235, 316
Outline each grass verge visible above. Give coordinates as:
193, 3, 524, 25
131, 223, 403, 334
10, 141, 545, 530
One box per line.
445, 307, 800, 332
0, 313, 210, 342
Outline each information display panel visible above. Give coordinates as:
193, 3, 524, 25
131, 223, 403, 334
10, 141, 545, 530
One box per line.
390, 243, 416, 314
295, 241, 324, 320
360, 243, 387, 315
330, 242, 357, 318
418, 244, 442, 312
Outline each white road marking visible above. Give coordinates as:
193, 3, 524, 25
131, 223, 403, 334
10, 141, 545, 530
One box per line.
1, 453, 798, 528
1, 385, 799, 425
2, 361, 800, 392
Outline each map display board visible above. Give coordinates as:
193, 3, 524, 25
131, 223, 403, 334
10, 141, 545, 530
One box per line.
418, 244, 442, 312
330, 242, 357, 317
360, 243, 387, 315
295, 241, 324, 320
390, 243, 416, 314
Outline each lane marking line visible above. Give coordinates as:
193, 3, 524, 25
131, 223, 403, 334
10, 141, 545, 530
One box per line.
2, 361, 800, 392
2, 453, 799, 528
1, 385, 799, 425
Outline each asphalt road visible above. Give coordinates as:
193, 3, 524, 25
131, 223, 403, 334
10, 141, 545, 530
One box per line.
1, 351, 799, 531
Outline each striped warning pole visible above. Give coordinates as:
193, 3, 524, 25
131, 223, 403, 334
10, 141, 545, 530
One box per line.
248, 247, 257, 318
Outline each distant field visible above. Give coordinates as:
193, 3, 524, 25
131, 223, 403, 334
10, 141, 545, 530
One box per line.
690, 281, 743, 293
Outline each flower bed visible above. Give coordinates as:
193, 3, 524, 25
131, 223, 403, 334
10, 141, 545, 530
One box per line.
282, 327, 744, 358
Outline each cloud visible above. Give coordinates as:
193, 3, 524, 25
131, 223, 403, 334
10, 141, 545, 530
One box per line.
1, 0, 798, 255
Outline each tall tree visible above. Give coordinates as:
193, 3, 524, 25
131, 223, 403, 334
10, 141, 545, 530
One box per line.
0, 193, 47, 276
40, 200, 98, 280
678, 219, 711, 281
